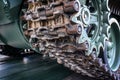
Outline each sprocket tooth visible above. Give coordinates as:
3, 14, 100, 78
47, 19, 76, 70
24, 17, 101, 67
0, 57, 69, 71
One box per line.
103, 12, 110, 24
102, 0, 110, 11
102, 24, 110, 37
98, 34, 107, 46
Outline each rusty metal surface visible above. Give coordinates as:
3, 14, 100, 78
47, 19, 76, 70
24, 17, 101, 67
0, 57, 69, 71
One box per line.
21, 0, 120, 80
22, 0, 87, 52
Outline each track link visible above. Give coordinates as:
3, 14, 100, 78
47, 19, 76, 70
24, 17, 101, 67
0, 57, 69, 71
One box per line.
21, 0, 120, 80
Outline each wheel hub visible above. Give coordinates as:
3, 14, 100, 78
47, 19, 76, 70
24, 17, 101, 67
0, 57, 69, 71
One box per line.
81, 7, 90, 25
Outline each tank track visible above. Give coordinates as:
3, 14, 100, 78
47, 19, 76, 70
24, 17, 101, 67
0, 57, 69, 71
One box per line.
109, 0, 120, 16
21, 0, 120, 80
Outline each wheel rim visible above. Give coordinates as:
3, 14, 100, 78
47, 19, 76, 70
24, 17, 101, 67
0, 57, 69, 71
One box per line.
106, 18, 120, 71
71, 0, 101, 41
71, 0, 110, 55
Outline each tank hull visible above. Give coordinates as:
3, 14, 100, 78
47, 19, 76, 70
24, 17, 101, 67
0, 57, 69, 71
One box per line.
0, 0, 31, 49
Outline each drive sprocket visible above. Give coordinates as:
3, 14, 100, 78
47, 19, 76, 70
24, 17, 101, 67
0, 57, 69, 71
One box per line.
20, 0, 120, 79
